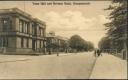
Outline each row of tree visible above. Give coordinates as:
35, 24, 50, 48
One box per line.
46, 34, 94, 53
98, 36, 123, 52
98, 0, 127, 53
69, 35, 94, 52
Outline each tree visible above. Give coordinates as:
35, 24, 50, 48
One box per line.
69, 35, 84, 52
87, 41, 94, 51
69, 35, 94, 52
98, 37, 112, 50
104, 0, 127, 52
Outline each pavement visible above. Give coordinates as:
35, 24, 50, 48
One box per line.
90, 53, 127, 79
0, 55, 31, 63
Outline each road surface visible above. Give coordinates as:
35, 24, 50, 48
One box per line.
0, 52, 96, 79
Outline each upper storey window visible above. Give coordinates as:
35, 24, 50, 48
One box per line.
19, 19, 30, 34
3, 20, 8, 24
19, 20, 23, 32
2, 18, 12, 32
32, 23, 37, 35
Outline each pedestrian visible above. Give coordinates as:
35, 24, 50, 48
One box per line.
99, 49, 102, 56
94, 49, 97, 57
49, 49, 51, 55
97, 49, 100, 57
57, 52, 59, 56
122, 49, 126, 60
57, 49, 59, 56
97, 49, 102, 57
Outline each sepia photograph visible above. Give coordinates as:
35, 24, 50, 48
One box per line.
0, 0, 127, 79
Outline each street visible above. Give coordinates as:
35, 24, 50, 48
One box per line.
0, 1, 127, 79
0, 52, 96, 79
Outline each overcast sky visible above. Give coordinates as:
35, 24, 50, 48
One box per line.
0, 1, 111, 48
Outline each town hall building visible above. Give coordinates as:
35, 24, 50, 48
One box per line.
0, 8, 46, 54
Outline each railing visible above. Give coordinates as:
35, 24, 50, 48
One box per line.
102, 49, 127, 60
101, 49, 117, 54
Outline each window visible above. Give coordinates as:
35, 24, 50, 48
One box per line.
40, 40, 41, 48
41, 29, 43, 36
39, 27, 41, 36
19, 20, 30, 34
25, 22, 27, 33
19, 19, 24, 33
21, 38, 24, 48
2, 18, 10, 31
3, 37, 8, 47
27, 23, 30, 34
19, 20, 23, 32
23, 21, 25, 33
32, 24, 35, 35
26, 38, 29, 48
34, 24, 37, 35
19, 20, 29, 34
0, 38, 2, 47
3, 20, 8, 24
43, 29, 45, 37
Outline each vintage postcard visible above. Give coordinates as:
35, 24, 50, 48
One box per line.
0, 0, 127, 79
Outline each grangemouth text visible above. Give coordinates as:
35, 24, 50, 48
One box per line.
73, 2, 90, 5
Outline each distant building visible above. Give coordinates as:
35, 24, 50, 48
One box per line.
0, 8, 46, 54
56, 35, 69, 52
46, 32, 69, 54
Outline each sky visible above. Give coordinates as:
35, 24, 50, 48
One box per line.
0, 1, 112, 48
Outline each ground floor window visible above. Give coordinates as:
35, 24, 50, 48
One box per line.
26, 38, 29, 48
21, 38, 24, 48
40, 40, 42, 48
2, 37, 8, 47
0, 38, 2, 47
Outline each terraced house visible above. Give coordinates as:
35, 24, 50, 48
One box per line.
0, 8, 46, 55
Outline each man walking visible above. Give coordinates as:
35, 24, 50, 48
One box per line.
97, 49, 102, 57
94, 49, 97, 57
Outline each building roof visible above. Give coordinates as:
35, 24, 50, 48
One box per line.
0, 8, 46, 25
46, 31, 68, 41
46, 33, 69, 41
46, 33, 56, 38
56, 36, 69, 41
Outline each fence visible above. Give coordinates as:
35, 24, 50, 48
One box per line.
102, 49, 127, 60
102, 49, 117, 54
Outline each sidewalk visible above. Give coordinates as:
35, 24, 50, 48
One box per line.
0, 53, 80, 63
90, 53, 127, 79
0, 55, 31, 63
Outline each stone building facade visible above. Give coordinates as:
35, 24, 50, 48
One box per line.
0, 8, 46, 54
46, 32, 69, 54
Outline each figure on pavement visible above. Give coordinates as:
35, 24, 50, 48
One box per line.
97, 49, 102, 57
94, 49, 97, 57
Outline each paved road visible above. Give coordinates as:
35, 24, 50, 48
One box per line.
0, 52, 96, 79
